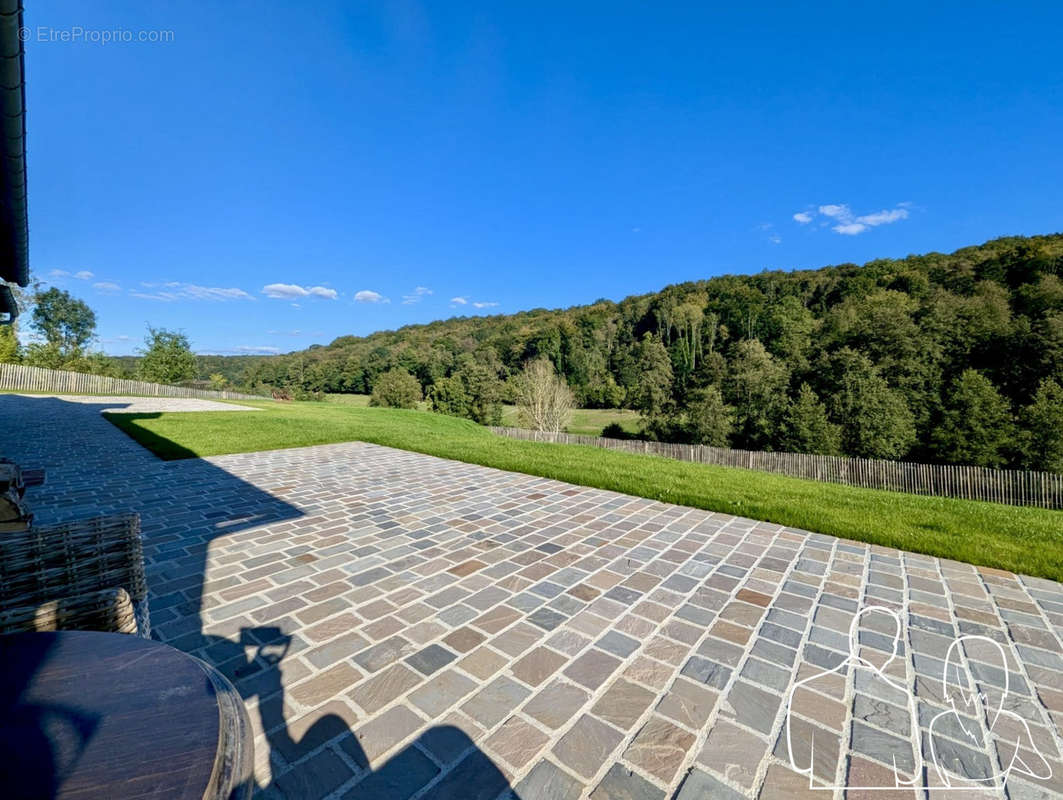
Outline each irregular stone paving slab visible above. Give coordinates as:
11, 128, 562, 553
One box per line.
1, 393, 1062, 799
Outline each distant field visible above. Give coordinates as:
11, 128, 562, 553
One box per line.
500, 405, 642, 436
105, 400, 1063, 580
324, 393, 370, 407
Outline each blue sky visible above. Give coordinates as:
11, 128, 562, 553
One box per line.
25, 1, 1062, 355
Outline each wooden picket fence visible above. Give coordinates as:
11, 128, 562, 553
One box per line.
0, 363, 264, 401
490, 426, 1063, 510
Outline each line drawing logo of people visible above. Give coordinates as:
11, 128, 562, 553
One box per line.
783, 605, 1053, 792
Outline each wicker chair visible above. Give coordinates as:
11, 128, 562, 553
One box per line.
0, 512, 150, 637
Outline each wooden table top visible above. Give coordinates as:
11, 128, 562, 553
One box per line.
0, 630, 236, 800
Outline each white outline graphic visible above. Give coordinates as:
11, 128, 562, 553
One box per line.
782, 604, 1054, 791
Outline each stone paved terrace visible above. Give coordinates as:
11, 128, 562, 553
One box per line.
2, 393, 1062, 800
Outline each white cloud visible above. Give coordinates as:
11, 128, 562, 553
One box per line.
261, 283, 337, 300
768, 233, 782, 244
93, 281, 121, 292
792, 203, 911, 235
262, 283, 306, 299
402, 286, 433, 304
450, 296, 468, 305
818, 204, 851, 220
47, 268, 96, 280
131, 282, 254, 302
855, 208, 909, 226
472, 301, 499, 309
833, 223, 868, 235
354, 289, 388, 304
100, 334, 131, 344
234, 345, 281, 354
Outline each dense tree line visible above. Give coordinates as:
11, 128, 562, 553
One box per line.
237, 235, 1063, 471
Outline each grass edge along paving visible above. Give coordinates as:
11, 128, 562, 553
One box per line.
104, 400, 1063, 581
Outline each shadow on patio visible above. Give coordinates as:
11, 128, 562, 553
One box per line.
0, 394, 514, 799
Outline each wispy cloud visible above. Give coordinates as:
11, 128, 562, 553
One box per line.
261, 283, 338, 300
93, 281, 121, 293
354, 290, 389, 304
100, 334, 132, 344
234, 345, 281, 354
450, 296, 498, 309
266, 329, 324, 337
791, 203, 911, 235
48, 268, 95, 281
402, 286, 433, 305
132, 282, 255, 302
756, 222, 782, 244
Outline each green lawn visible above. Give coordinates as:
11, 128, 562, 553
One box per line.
326, 394, 640, 435
104, 401, 1063, 581
500, 405, 642, 436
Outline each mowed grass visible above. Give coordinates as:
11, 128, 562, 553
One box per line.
501, 405, 642, 436
104, 401, 1063, 581
326, 394, 640, 435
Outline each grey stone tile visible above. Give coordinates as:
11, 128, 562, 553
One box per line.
681, 656, 732, 690
405, 643, 457, 676
673, 767, 744, 800
589, 763, 664, 799
720, 680, 780, 734
597, 630, 640, 658
515, 759, 583, 800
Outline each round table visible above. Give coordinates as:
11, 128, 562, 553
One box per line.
0, 630, 253, 800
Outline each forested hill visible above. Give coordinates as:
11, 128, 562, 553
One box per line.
241, 234, 1063, 470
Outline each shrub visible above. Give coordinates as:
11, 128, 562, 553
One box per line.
370, 368, 423, 409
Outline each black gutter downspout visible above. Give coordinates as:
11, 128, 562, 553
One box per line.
0, 0, 28, 289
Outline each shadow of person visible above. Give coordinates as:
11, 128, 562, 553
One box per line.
195, 626, 511, 800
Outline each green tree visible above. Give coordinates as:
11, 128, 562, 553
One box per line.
825, 349, 916, 459
137, 327, 197, 385
632, 333, 673, 417
429, 376, 470, 418
933, 370, 1014, 467
30, 287, 96, 354
208, 373, 228, 391
0, 325, 19, 363
682, 386, 733, 447
764, 296, 816, 372
455, 360, 503, 425
23, 341, 67, 369
725, 339, 789, 450
781, 383, 842, 455
429, 358, 503, 425
370, 368, 423, 409
1022, 379, 1063, 472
